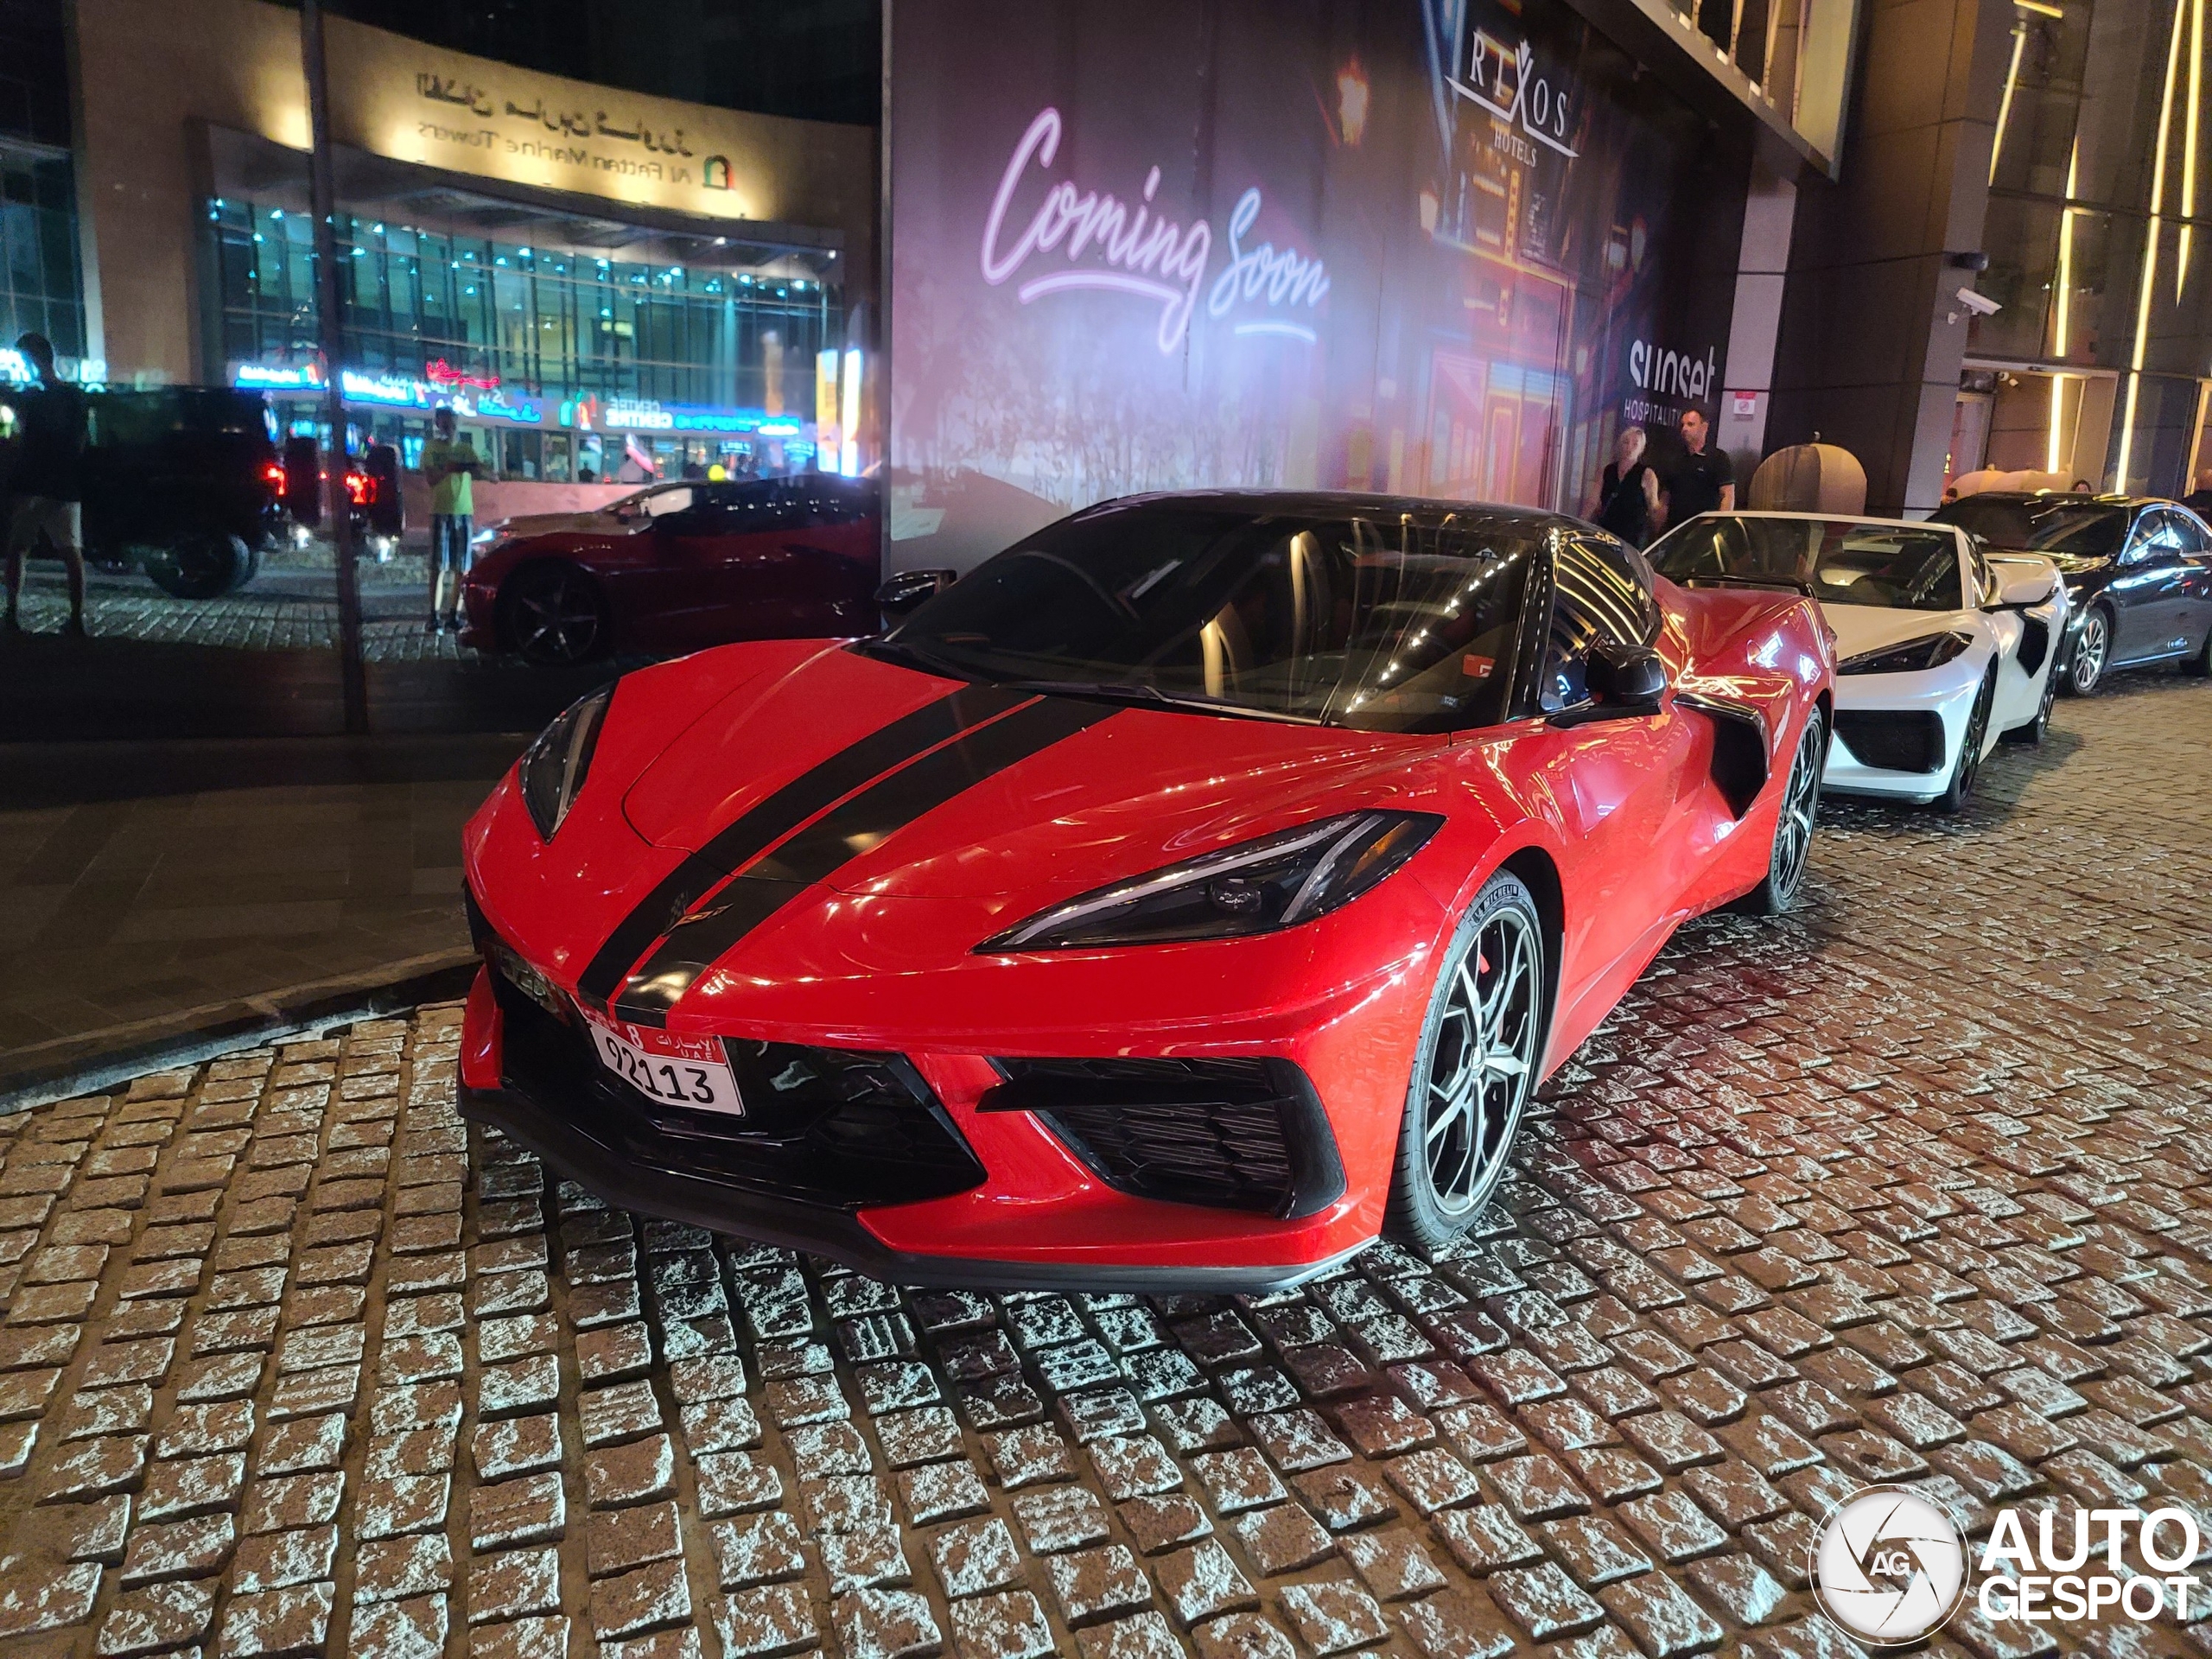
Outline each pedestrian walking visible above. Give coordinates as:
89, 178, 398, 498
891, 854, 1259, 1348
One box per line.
1588, 424, 1660, 546
3, 333, 90, 636
422, 406, 481, 632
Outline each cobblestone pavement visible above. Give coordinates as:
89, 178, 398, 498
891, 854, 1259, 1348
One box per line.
0, 672, 2206, 1659
10, 558, 473, 665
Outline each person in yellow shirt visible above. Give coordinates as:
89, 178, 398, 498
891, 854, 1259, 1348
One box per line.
422, 406, 482, 632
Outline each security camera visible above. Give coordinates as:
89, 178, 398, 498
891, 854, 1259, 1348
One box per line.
1955, 287, 2002, 317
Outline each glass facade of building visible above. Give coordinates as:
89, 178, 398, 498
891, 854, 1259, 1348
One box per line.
207, 199, 837, 415
0, 143, 83, 360
1971, 0, 2212, 493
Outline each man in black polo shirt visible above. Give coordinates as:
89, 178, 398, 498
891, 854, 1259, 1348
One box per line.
1657, 402, 1734, 534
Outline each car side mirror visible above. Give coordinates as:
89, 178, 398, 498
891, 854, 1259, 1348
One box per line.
1988, 567, 2058, 608
1587, 639, 1668, 709
876, 569, 956, 621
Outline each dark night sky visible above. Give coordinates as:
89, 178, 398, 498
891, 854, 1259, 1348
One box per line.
330, 0, 880, 125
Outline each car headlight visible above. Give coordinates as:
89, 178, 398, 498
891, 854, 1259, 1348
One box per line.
517, 686, 613, 841
1836, 632, 1975, 675
471, 525, 501, 547
981, 810, 1443, 952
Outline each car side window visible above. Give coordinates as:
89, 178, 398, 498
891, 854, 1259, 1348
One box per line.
2171, 510, 2212, 556
1541, 540, 1656, 712
2122, 511, 2173, 563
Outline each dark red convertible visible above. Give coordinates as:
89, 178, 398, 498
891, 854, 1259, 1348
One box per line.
459, 474, 880, 664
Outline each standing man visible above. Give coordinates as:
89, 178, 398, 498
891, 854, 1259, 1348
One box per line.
1655, 402, 1734, 535
422, 406, 480, 632
3, 333, 90, 635
2182, 467, 2212, 519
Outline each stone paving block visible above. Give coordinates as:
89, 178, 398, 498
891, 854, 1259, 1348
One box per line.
0, 1558, 105, 1637
468, 1612, 570, 1659
469, 1471, 567, 1549
93, 1580, 214, 1656
347, 1593, 448, 1659
1277, 1580, 1391, 1655
219, 1580, 334, 1656
713, 1585, 817, 1657
354, 1533, 454, 1603
950, 1590, 1053, 1659
469, 1544, 562, 1624
588, 1498, 685, 1578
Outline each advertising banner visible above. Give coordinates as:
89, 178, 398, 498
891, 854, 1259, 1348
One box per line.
886, 0, 1747, 571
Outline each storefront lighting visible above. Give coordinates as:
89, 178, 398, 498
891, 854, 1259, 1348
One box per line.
839, 347, 862, 477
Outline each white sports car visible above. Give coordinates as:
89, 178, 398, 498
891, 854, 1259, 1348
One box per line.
1647, 512, 2065, 811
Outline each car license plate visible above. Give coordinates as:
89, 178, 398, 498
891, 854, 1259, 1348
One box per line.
580, 1008, 746, 1117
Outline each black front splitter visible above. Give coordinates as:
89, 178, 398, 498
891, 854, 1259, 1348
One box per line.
460, 1081, 1355, 1294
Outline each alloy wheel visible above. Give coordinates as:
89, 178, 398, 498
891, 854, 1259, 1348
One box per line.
1771, 715, 1823, 899
1423, 906, 1541, 1216
2073, 612, 2108, 692
512, 571, 604, 664
1956, 681, 1990, 798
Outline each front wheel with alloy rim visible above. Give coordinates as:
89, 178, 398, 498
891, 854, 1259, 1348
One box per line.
1933, 668, 1994, 815
1734, 709, 1825, 915
2063, 607, 2111, 696
1384, 871, 1548, 1255
502, 562, 611, 666
2002, 653, 2059, 744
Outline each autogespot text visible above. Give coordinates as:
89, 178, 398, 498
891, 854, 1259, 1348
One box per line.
1977, 1506, 2204, 1622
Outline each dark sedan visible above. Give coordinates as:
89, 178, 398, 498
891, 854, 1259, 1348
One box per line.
460, 474, 880, 664
1931, 493, 2212, 693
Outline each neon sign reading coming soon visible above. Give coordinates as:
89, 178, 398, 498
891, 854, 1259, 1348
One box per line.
981, 106, 1328, 354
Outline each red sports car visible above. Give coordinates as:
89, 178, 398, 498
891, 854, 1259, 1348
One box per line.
459, 493, 1834, 1288
459, 474, 880, 664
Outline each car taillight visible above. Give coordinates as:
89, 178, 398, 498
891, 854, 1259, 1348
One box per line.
261, 460, 287, 495
344, 470, 375, 506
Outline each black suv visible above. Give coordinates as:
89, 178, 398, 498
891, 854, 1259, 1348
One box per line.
79, 387, 285, 599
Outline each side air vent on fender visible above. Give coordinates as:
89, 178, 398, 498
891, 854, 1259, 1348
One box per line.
1675, 690, 1771, 818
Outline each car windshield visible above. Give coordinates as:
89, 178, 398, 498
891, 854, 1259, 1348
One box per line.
870, 499, 1541, 733
1649, 516, 1964, 610
1930, 496, 2129, 556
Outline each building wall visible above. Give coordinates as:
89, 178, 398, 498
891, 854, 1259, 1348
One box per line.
71, 0, 874, 386
1766, 0, 2019, 512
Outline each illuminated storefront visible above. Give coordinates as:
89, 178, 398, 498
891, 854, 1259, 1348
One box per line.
64, 0, 873, 482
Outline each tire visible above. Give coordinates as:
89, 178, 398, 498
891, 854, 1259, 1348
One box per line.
143, 533, 249, 601
2181, 622, 2212, 677
2001, 653, 2059, 744
1383, 872, 1548, 1255
501, 563, 612, 666
1933, 669, 1995, 815
2063, 606, 2112, 696
1735, 708, 1825, 915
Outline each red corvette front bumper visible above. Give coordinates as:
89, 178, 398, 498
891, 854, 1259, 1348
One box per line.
456, 938, 1401, 1290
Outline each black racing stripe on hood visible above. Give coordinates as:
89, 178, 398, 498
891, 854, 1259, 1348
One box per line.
575, 682, 1029, 1007
609, 696, 1122, 1023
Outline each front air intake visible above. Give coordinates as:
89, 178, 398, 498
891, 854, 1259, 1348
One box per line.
982, 1057, 1344, 1219
1834, 709, 1946, 775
